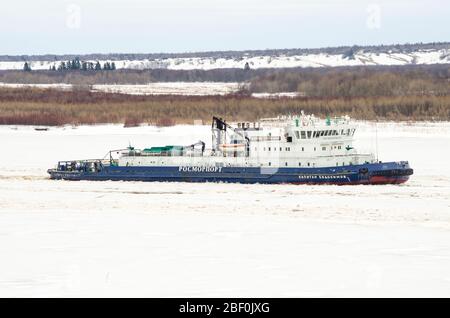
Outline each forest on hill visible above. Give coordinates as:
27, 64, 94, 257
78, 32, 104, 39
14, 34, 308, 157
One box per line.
1, 42, 449, 62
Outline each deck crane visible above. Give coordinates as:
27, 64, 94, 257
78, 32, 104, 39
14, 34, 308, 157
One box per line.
211, 117, 250, 156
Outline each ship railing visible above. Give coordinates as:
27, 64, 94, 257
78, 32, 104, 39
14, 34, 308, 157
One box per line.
130, 150, 207, 157
249, 136, 282, 142
56, 159, 112, 172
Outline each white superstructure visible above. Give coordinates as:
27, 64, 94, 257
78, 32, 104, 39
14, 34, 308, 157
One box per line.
118, 113, 376, 169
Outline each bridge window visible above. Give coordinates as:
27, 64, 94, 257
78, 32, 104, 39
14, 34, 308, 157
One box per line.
307, 131, 312, 138
300, 131, 306, 139
322, 146, 326, 151
320, 131, 325, 137
295, 131, 300, 139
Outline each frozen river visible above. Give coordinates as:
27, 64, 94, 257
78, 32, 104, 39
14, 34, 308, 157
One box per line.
1, 122, 450, 297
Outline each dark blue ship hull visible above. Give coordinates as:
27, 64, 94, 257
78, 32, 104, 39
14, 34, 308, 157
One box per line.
48, 161, 413, 185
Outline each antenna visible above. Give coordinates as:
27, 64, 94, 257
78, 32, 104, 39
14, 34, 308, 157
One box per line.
375, 119, 379, 162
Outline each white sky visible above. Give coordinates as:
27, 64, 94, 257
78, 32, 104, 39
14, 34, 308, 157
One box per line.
1, 0, 449, 55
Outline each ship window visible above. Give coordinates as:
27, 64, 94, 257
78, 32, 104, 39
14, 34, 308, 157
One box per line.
299, 162, 301, 166
269, 162, 271, 166
300, 131, 306, 139
341, 129, 344, 135
307, 162, 310, 167
322, 146, 326, 151
295, 131, 300, 139
307, 131, 312, 138
347, 129, 351, 135
268, 147, 271, 151
280, 147, 282, 151
352, 129, 356, 136
301, 147, 304, 151
342, 162, 345, 166
263, 147, 266, 151
313, 131, 317, 138
314, 147, 316, 151
338, 146, 341, 149
285, 162, 288, 166
320, 131, 325, 137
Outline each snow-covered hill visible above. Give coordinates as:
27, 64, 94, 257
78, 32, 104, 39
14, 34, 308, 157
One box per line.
2, 48, 450, 71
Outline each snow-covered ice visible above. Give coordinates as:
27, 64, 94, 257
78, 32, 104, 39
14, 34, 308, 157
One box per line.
1, 122, 450, 297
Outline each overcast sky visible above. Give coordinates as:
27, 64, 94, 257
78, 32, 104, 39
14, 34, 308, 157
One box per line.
1, 0, 449, 55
